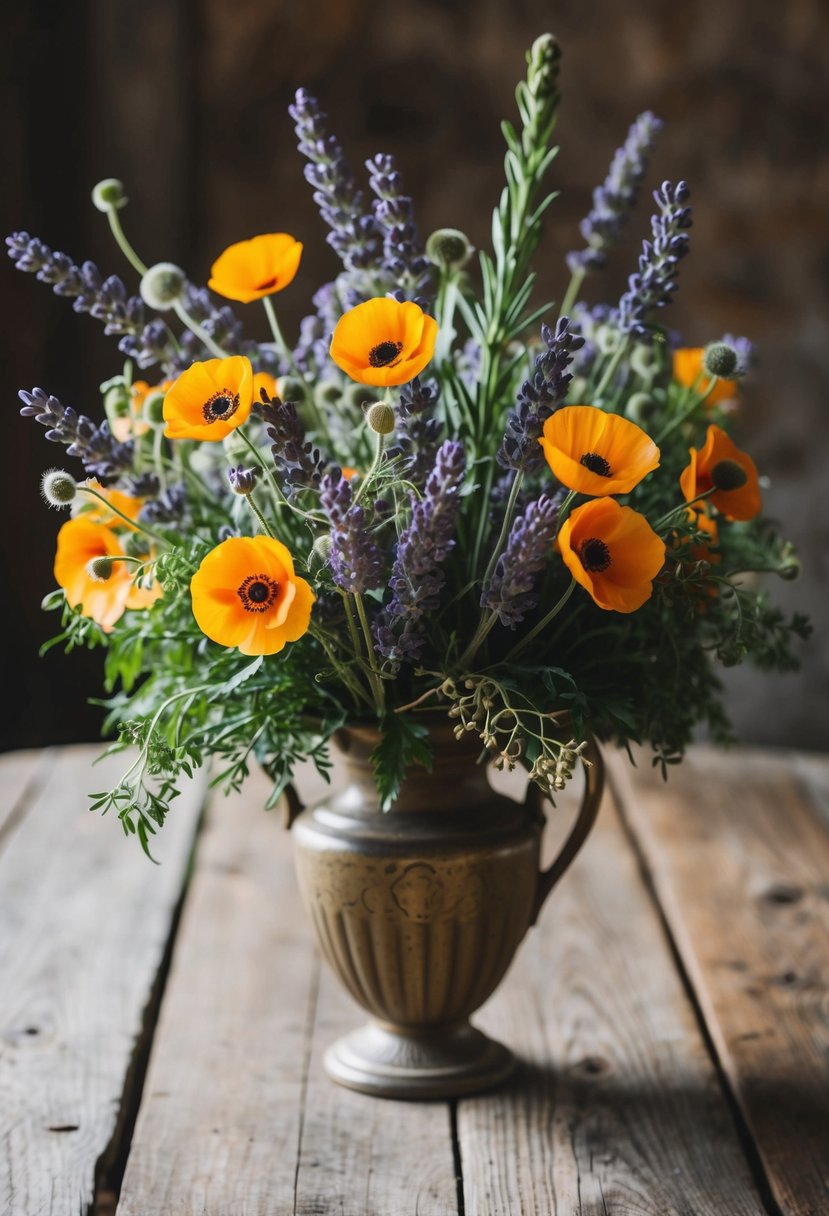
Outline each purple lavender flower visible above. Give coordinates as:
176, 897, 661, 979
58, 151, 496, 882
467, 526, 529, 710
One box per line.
567, 112, 662, 275
19, 387, 133, 479
387, 376, 443, 483
289, 89, 380, 273
498, 317, 584, 472
616, 181, 692, 339
375, 440, 465, 664
720, 333, 756, 376
481, 494, 562, 627
319, 472, 384, 594
140, 483, 188, 525
256, 396, 326, 497
366, 153, 434, 303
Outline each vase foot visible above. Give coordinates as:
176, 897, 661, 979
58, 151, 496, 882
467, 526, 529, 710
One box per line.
323, 1020, 515, 1100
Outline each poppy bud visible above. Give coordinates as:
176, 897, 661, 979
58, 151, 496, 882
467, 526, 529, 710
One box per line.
91, 178, 127, 212
624, 392, 656, 425
365, 402, 395, 435
41, 469, 77, 508
426, 228, 474, 270
140, 262, 187, 311
87, 556, 114, 582
711, 459, 748, 491
311, 534, 333, 565
703, 343, 739, 379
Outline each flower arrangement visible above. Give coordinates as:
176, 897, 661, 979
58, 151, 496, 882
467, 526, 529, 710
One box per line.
11, 36, 809, 856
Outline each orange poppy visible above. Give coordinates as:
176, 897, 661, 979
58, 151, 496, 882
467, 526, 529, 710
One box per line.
190, 535, 315, 656
252, 372, 279, 403
679, 424, 761, 521
329, 297, 438, 387
163, 356, 254, 442
558, 497, 665, 613
54, 517, 160, 631
208, 234, 303, 303
539, 406, 660, 496
673, 347, 737, 405
75, 479, 144, 530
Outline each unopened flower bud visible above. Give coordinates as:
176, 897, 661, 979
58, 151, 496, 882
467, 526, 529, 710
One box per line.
41, 469, 77, 508
314, 379, 342, 410
703, 343, 739, 380
711, 459, 748, 491
140, 262, 187, 311
365, 401, 395, 435
91, 178, 127, 212
624, 392, 656, 425
87, 556, 114, 582
425, 227, 474, 270
777, 541, 801, 580
104, 384, 131, 423
311, 534, 333, 564
227, 465, 258, 496
142, 390, 166, 426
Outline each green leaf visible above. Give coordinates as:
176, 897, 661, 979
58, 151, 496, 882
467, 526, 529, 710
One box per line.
371, 715, 433, 811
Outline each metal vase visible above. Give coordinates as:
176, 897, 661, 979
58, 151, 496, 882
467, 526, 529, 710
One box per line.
291, 723, 603, 1099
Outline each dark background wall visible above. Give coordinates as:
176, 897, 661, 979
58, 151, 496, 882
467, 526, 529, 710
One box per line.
2, 0, 827, 752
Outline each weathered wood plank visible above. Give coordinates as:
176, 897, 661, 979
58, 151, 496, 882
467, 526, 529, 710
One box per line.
116, 767, 319, 1216
0, 745, 204, 1216
0, 746, 52, 841
293, 965, 459, 1216
458, 774, 765, 1216
609, 746, 829, 1216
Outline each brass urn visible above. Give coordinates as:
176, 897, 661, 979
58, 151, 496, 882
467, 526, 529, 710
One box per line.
291, 722, 603, 1099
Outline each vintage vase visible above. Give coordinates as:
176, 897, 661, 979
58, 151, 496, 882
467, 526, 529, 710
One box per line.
291, 722, 604, 1099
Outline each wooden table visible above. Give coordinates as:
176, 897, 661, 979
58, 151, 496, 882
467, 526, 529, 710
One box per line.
2, 743, 828, 1215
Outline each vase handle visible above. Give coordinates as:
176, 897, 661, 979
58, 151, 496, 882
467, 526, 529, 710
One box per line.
526, 735, 604, 925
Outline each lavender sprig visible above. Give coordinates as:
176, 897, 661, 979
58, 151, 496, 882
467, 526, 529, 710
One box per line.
289, 89, 379, 273
257, 395, 326, 497
567, 112, 662, 274
319, 473, 384, 594
388, 377, 443, 483
616, 181, 692, 339
375, 440, 465, 664
366, 153, 434, 303
19, 387, 134, 479
497, 318, 584, 472
481, 493, 562, 627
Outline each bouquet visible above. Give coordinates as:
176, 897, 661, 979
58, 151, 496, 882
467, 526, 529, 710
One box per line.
10, 35, 808, 856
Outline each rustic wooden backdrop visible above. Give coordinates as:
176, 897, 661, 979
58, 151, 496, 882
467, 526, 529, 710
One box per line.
2, 0, 827, 751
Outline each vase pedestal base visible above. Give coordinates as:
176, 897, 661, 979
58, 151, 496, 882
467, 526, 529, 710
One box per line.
323, 1020, 515, 1100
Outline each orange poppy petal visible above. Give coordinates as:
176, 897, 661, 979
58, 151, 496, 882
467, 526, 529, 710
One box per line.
208, 234, 303, 303
329, 298, 438, 387
163, 356, 253, 441
559, 498, 664, 614
54, 517, 132, 632
679, 424, 761, 520
540, 406, 660, 496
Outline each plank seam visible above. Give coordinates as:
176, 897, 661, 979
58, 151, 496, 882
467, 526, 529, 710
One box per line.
292, 953, 321, 1216
606, 760, 787, 1216
449, 1100, 466, 1216
87, 785, 211, 1216
0, 747, 57, 853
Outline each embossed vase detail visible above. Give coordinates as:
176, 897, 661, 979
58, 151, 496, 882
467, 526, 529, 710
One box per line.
291, 723, 603, 1099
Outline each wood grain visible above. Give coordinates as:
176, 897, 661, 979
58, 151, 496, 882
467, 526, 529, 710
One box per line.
0, 744, 204, 1216
457, 777, 765, 1216
0, 746, 52, 841
116, 766, 320, 1216
608, 746, 829, 1216
293, 965, 459, 1216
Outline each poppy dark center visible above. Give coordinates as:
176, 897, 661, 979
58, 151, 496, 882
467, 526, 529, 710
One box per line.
579, 451, 612, 477
369, 340, 403, 368
578, 537, 612, 573
237, 573, 280, 613
203, 389, 240, 423
256, 276, 277, 291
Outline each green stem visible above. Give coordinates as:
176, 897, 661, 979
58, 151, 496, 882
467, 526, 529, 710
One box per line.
654, 379, 718, 446
309, 624, 373, 710
353, 428, 385, 506
456, 611, 499, 672
559, 266, 586, 321
354, 593, 385, 713
245, 491, 275, 539
172, 301, 229, 360
655, 488, 715, 533
105, 208, 148, 277
236, 428, 325, 525
505, 578, 577, 662
262, 296, 324, 431
481, 470, 524, 590
592, 335, 629, 402
76, 486, 170, 547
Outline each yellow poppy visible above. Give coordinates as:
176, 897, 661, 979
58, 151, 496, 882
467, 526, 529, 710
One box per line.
208, 234, 303, 303
329, 297, 438, 387
190, 535, 315, 656
539, 406, 660, 496
54, 517, 160, 631
679, 424, 761, 521
673, 348, 737, 405
163, 356, 254, 442
558, 497, 665, 613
